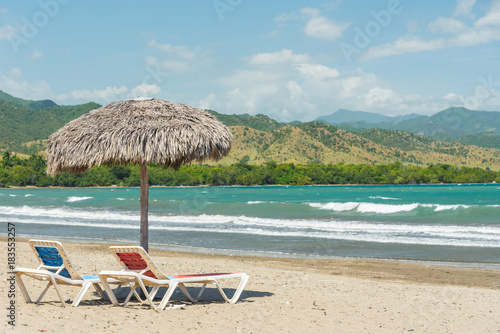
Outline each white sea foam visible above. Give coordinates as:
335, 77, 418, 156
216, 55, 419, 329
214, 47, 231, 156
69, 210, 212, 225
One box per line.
66, 196, 93, 202
309, 202, 359, 211
369, 196, 400, 200
310, 202, 478, 214
433, 204, 470, 212
357, 203, 419, 214
4, 216, 499, 248
25, 194, 34, 197
117, 198, 125, 201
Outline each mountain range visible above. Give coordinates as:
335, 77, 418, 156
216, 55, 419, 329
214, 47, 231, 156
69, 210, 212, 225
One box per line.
316, 107, 500, 147
0, 90, 499, 170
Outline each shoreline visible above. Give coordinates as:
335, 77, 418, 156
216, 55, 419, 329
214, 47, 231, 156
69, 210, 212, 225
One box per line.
4, 237, 500, 289
3, 235, 500, 272
3, 182, 498, 190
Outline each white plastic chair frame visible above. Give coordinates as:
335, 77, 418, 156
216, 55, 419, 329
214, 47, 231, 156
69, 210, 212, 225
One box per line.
98, 246, 249, 311
12, 239, 117, 307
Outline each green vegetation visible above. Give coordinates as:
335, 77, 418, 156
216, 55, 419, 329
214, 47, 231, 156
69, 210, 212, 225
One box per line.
456, 132, 500, 149
360, 128, 435, 151
0, 90, 100, 154
208, 110, 284, 132
1, 152, 498, 188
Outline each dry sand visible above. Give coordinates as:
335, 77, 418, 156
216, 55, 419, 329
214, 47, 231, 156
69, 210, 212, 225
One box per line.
2, 238, 500, 333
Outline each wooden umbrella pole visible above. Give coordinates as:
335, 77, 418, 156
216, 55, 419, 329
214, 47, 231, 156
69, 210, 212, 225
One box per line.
140, 163, 149, 252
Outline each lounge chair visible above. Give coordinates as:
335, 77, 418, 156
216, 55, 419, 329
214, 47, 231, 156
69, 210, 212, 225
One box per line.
12, 239, 118, 307
98, 246, 249, 311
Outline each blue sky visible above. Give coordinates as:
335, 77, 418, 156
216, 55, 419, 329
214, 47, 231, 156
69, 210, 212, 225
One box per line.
0, 0, 499, 121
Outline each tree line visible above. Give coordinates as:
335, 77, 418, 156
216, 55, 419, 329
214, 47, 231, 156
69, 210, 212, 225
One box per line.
1, 151, 499, 188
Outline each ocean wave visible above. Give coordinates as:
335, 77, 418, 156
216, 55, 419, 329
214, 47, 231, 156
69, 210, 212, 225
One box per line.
310, 202, 359, 211
309, 202, 481, 214
369, 196, 400, 200
3, 216, 499, 248
247, 201, 277, 204
66, 196, 93, 203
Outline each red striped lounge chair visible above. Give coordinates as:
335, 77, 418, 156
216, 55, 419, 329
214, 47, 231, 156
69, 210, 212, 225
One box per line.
98, 246, 249, 311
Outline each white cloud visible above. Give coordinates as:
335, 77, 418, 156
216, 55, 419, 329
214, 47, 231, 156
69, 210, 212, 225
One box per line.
300, 7, 321, 18
9, 68, 22, 78
304, 16, 349, 41
212, 49, 461, 120
0, 69, 52, 100
129, 84, 161, 98
249, 49, 310, 66
361, 36, 446, 61
428, 17, 468, 34
295, 63, 339, 81
198, 93, 217, 110
359, 0, 500, 61
30, 50, 43, 60
68, 83, 162, 103
453, 0, 476, 17
474, 0, 500, 27
147, 40, 197, 60
70, 86, 128, 102
146, 40, 211, 75
274, 7, 348, 42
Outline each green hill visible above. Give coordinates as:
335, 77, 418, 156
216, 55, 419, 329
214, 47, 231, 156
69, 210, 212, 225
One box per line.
0, 90, 100, 154
207, 110, 284, 132
456, 132, 500, 149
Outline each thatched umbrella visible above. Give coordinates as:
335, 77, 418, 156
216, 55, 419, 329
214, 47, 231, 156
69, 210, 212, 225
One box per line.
46, 98, 232, 252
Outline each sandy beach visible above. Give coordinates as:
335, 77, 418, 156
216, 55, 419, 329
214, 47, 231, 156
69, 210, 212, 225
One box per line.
2, 238, 500, 334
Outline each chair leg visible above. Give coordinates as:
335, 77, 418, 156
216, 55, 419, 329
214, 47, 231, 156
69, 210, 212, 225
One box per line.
99, 275, 119, 306
36, 282, 53, 303
123, 283, 142, 306
215, 274, 249, 303
177, 283, 208, 303
92, 283, 106, 299
159, 282, 180, 310
71, 281, 93, 307
48, 276, 66, 307
15, 273, 32, 303
138, 280, 160, 310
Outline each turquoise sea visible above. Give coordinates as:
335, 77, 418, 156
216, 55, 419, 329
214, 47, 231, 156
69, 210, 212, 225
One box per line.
1, 184, 499, 268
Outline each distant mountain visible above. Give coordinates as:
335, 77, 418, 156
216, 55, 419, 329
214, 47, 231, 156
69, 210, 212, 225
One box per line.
315, 109, 420, 125
0, 90, 57, 110
394, 107, 500, 140
0, 90, 100, 154
206, 110, 285, 132
316, 107, 500, 143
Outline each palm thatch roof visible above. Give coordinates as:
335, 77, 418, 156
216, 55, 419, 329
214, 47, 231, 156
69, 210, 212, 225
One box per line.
46, 99, 232, 176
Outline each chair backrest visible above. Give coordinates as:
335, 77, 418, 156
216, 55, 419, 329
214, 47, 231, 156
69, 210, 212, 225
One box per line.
109, 246, 168, 280
28, 239, 82, 280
